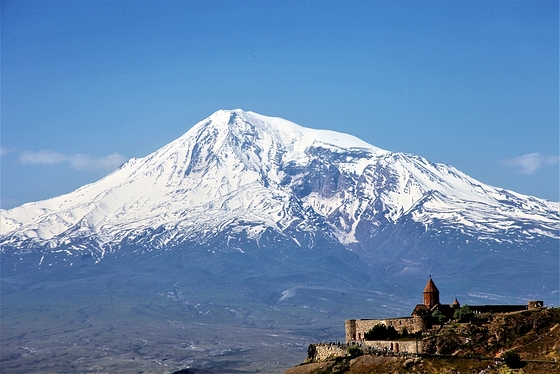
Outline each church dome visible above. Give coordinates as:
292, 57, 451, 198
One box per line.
423, 276, 440, 308
423, 277, 439, 293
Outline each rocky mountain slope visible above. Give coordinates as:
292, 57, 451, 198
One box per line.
285, 307, 560, 374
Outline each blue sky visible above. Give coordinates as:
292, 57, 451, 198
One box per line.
1, 1, 558, 208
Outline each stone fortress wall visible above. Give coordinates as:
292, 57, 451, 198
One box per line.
345, 315, 426, 343
308, 344, 348, 362
362, 339, 423, 354
308, 340, 424, 362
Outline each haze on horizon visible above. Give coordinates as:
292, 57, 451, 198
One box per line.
1, 1, 558, 208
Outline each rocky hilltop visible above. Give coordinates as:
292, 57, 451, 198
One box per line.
286, 307, 560, 374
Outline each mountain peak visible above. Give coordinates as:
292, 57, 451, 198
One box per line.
193, 109, 385, 153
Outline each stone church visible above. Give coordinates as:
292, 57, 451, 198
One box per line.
345, 277, 543, 343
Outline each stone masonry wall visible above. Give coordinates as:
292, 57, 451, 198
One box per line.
345, 316, 425, 342
309, 344, 347, 362
362, 340, 423, 354
309, 340, 424, 363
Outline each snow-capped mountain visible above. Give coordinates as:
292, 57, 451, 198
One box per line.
1, 110, 380, 255
2, 109, 558, 374
1, 109, 558, 299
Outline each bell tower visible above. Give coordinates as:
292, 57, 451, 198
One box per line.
423, 276, 440, 309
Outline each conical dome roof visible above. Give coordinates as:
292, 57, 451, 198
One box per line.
423, 277, 439, 293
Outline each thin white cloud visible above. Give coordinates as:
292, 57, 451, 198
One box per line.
0, 146, 13, 157
19, 150, 126, 171
501, 152, 559, 175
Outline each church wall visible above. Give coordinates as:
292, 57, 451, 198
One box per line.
308, 340, 424, 362
345, 316, 425, 343
308, 344, 347, 362
363, 339, 424, 354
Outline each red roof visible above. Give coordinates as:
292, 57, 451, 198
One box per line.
423, 277, 439, 293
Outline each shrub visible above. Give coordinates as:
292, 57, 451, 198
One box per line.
364, 323, 400, 340
502, 351, 524, 369
453, 305, 474, 322
432, 310, 447, 325
348, 346, 362, 358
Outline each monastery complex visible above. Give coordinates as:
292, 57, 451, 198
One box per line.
345, 277, 543, 343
